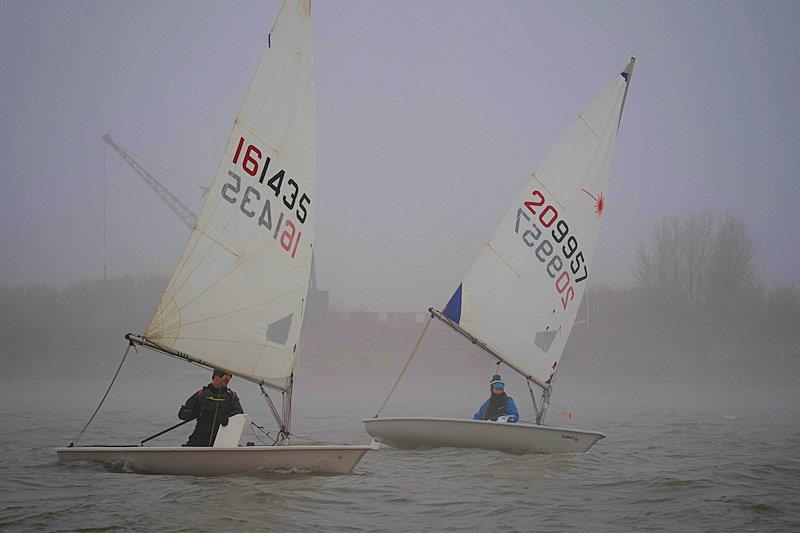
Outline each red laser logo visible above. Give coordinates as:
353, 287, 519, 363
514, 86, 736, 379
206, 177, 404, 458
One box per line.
581, 188, 605, 218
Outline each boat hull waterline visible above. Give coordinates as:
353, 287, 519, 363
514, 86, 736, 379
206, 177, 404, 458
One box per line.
364, 417, 604, 454
56, 444, 373, 476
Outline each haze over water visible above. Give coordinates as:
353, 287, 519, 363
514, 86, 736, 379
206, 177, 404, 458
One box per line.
2, 340, 799, 531
2, 0, 800, 531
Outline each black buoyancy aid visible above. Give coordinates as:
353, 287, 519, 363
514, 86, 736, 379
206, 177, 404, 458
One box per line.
483, 392, 508, 421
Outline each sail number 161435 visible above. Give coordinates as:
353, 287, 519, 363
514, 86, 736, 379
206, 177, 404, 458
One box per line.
231, 136, 310, 224
220, 135, 311, 259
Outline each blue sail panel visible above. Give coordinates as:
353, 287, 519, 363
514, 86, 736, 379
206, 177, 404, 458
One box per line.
442, 284, 463, 324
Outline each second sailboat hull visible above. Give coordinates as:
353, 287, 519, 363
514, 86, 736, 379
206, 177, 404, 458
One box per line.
364, 417, 604, 454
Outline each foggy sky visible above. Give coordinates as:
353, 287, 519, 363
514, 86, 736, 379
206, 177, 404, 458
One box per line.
1, 0, 798, 312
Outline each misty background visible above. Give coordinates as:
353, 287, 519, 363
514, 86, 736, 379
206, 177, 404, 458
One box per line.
0, 0, 798, 407
1, 0, 799, 313
1, 2, 800, 530
1, 0, 799, 413
1, 0, 798, 396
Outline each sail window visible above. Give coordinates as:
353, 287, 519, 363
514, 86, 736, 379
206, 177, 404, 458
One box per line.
266, 314, 293, 345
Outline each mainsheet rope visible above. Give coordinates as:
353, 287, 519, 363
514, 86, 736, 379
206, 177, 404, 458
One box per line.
68, 341, 133, 446
374, 315, 432, 418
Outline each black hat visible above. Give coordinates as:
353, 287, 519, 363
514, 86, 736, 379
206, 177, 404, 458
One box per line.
212, 368, 228, 378
490, 374, 505, 388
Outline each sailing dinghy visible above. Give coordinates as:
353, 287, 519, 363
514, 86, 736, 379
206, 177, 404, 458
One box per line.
57, 0, 373, 475
365, 58, 635, 454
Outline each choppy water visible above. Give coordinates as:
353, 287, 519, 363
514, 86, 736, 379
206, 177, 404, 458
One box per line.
2, 350, 799, 531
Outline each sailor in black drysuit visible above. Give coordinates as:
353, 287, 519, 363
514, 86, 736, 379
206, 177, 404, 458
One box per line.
179, 369, 244, 447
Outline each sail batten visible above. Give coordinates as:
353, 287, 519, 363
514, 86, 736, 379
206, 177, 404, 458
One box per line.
441, 60, 634, 385
144, 0, 315, 382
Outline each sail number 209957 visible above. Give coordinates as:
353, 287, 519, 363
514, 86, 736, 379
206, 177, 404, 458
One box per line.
514, 190, 588, 310
221, 136, 310, 259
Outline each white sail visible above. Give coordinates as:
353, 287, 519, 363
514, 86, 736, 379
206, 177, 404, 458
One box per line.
442, 59, 634, 386
144, 0, 315, 383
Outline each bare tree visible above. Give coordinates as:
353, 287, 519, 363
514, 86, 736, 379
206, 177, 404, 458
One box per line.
704, 213, 759, 320
634, 212, 761, 342
634, 212, 716, 318
759, 284, 800, 341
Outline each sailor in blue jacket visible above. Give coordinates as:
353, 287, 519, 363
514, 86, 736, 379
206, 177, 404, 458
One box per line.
474, 375, 519, 422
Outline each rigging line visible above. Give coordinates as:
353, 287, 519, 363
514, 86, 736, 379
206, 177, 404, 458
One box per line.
157, 283, 307, 336
170, 174, 286, 301
251, 345, 268, 388
520, 399, 570, 425
120, 142, 208, 193
176, 222, 306, 316
486, 242, 521, 277
169, 208, 240, 299
274, 68, 313, 152
253, 327, 296, 376
167, 124, 253, 273
103, 143, 107, 281
165, 184, 251, 302
269, 28, 301, 55
260, 385, 285, 431
250, 421, 278, 446
164, 132, 256, 297
235, 119, 279, 155
193, 224, 240, 258
578, 113, 602, 140
170, 88, 307, 300
68, 342, 133, 447
374, 315, 432, 418
164, 336, 271, 348
285, 432, 318, 443
531, 173, 563, 209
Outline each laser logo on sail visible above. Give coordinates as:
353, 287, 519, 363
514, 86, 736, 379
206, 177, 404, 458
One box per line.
581, 188, 605, 218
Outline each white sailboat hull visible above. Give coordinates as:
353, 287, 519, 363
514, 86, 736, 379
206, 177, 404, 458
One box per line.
364, 417, 604, 454
56, 444, 372, 476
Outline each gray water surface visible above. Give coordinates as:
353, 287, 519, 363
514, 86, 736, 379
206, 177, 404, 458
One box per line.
2, 350, 799, 531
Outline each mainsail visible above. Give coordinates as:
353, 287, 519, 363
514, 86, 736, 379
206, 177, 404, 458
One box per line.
144, 0, 315, 383
441, 59, 634, 387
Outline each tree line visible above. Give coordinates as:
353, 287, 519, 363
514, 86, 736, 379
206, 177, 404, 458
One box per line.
1, 212, 797, 357
632, 212, 800, 351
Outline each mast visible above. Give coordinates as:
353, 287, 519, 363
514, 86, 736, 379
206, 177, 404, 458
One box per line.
618, 57, 635, 131
283, 373, 294, 441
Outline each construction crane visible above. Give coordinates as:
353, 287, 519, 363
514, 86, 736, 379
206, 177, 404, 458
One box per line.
102, 133, 321, 294
102, 134, 200, 230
